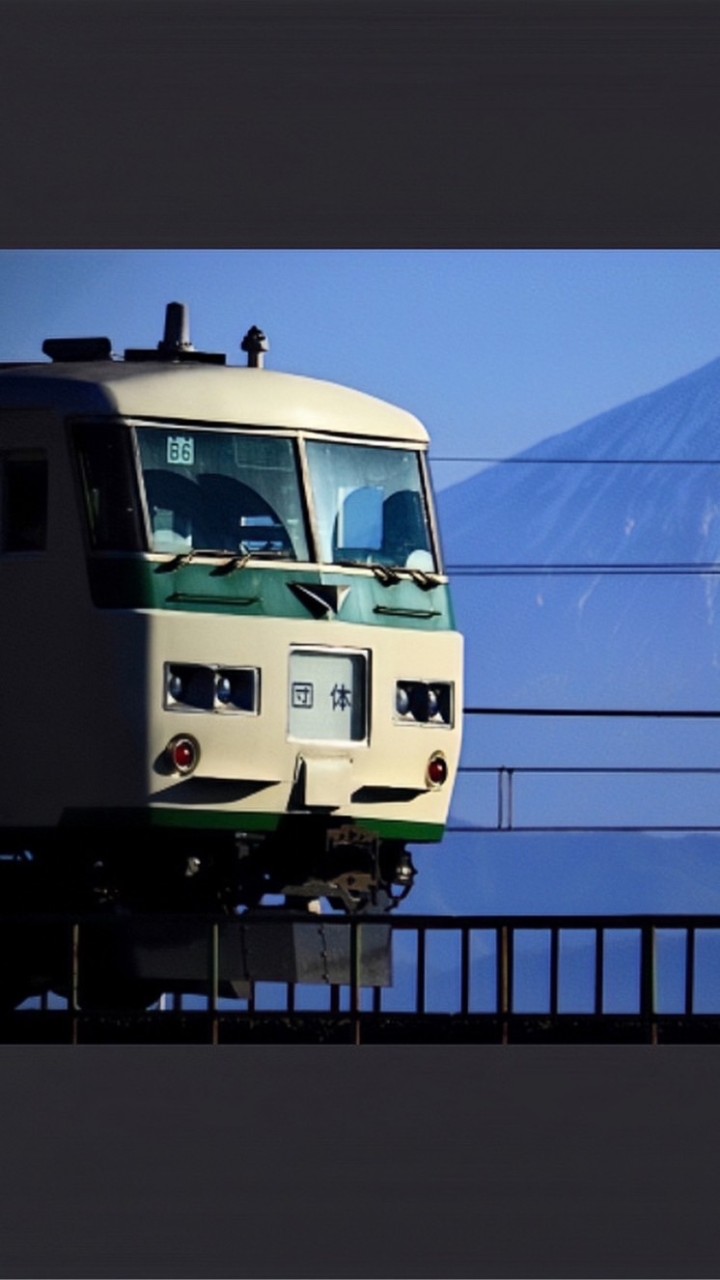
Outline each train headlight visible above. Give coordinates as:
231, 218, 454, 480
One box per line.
216, 674, 233, 704
394, 681, 453, 726
396, 685, 411, 716
168, 673, 184, 701
165, 664, 214, 710
167, 734, 200, 775
426, 752, 448, 788
165, 663, 260, 714
214, 668, 259, 712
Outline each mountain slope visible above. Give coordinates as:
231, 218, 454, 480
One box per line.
438, 355, 720, 708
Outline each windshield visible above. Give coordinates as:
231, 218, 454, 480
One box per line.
305, 440, 437, 570
74, 420, 439, 571
135, 426, 309, 559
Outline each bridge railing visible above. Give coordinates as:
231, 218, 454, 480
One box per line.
2, 911, 720, 1043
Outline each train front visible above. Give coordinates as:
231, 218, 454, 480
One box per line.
71, 332, 463, 912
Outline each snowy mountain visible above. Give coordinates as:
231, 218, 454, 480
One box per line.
403, 356, 720, 925
438, 356, 720, 710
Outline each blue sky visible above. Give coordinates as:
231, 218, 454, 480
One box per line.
4, 249, 720, 926
5, 249, 720, 485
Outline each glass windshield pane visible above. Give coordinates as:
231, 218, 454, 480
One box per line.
136, 427, 309, 559
305, 441, 437, 569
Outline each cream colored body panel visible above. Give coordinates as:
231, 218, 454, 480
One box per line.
2, 363, 429, 444
145, 610, 463, 826
1, 590, 462, 828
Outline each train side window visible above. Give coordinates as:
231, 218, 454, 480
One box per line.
73, 423, 145, 551
1, 454, 48, 552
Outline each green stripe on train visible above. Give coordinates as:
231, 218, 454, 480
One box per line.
86, 558, 456, 630
60, 808, 445, 842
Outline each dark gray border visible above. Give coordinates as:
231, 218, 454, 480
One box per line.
1, 0, 720, 246
0, 1045, 717, 1279
2, 3, 720, 1277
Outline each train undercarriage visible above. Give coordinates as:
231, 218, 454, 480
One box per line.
0, 823, 415, 1010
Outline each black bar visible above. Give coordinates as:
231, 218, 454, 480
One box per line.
210, 922, 219, 1045
71, 922, 79, 1046
463, 707, 720, 718
450, 565, 720, 577
594, 927, 605, 1016
686, 927, 696, 1016
416, 927, 426, 1017
435, 459, 720, 467
640, 926, 655, 1021
499, 926, 512, 1043
449, 824, 720, 834
379, 913, 720, 931
460, 765, 720, 775
550, 928, 559, 1017
460, 926, 470, 1016
4, 910, 720, 931
496, 926, 511, 1017
350, 918, 360, 1044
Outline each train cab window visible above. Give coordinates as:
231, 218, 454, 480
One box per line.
305, 440, 438, 571
1, 454, 48, 552
135, 427, 310, 560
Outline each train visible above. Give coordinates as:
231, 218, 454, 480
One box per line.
0, 303, 462, 978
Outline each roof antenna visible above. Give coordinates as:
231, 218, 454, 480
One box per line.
241, 325, 269, 369
124, 302, 226, 364
158, 302, 194, 356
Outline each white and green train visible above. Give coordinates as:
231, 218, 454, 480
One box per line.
0, 304, 463, 918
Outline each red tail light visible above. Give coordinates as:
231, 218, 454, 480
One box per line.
167, 735, 200, 775
426, 752, 448, 788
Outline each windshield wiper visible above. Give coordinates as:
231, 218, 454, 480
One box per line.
240, 548, 290, 560
334, 559, 401, 584
380, 566, 442, 590
336, 560, 442, 590
407, 568, 443, 590
161, 547, 296, 575
157, 548, 237, 572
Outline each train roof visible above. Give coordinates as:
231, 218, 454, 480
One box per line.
0, 359, 429, 445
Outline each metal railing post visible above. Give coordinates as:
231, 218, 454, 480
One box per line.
209, 921, 219, 1045
350, 917, 361, 1045
685, 927, 696, 1016
460, 925, 470, 1016
416, 926, 426, 1016
594, 927, 605, 1016
640, 925, 657, 1043
71, 922, 79, 1045
497, 925, 511, 1043
549, 928, 559, 1018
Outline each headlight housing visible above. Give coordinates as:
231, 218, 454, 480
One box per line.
394, 680, 453, 726
165, 663, 260, 714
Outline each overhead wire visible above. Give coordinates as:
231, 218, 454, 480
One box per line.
434, 454, 720, 575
